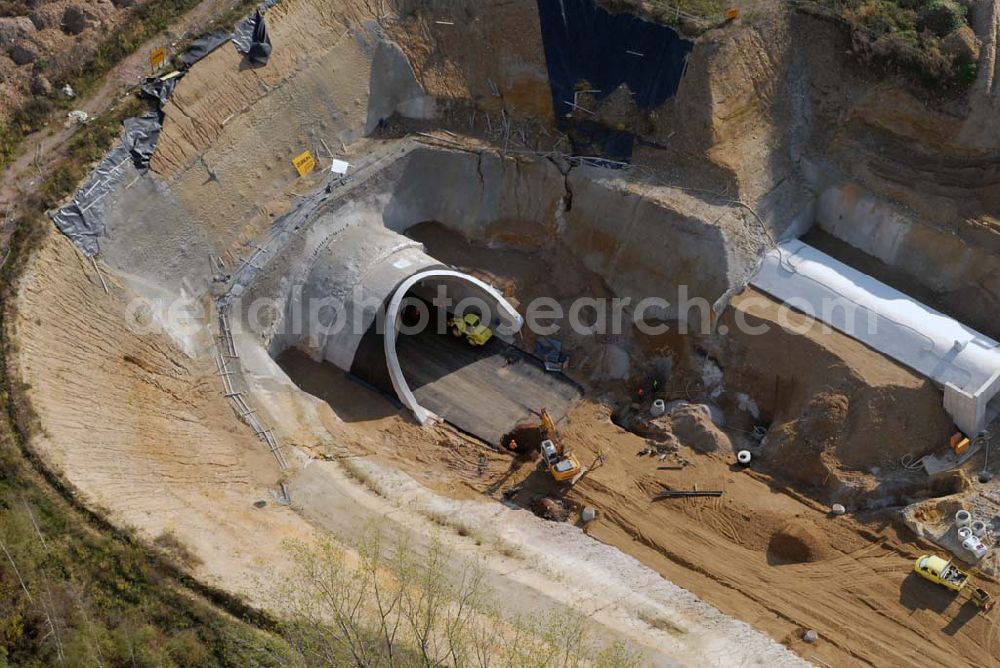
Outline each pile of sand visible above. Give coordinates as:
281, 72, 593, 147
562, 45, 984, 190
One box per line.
718, 290, 955, 500
767, 519, 836, 565
671, 403, 731, 454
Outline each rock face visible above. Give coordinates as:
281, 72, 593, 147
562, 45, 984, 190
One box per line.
0, 17, 36, 47
62, 6, 89, 35
9, 42, 39, 66
29, 9, 56, 30
30, 73, 52, 96
942, 26, 979, 62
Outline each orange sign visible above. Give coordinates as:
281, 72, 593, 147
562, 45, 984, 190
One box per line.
149, 47, 166, 71
725, 7, 740, 20
292, 150, 316, 177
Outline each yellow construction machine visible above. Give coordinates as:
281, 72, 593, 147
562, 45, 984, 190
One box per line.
913, 554, 994, 611
449, 312, 493, 346
537, 409, 583, 483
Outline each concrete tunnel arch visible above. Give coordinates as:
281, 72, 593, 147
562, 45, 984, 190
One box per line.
283, 222, 525, 425
384, 269, 525, 425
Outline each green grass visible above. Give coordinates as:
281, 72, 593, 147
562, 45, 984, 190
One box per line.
815, 0, 978, 89
0, 0, 259, 171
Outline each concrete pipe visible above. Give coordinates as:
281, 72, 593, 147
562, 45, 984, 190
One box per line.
963, 536, 988, 560
650, 399, 666, 417
956, 509, 972, 527
972, 520, 987, 537
958, 526, 973, 540
737, 450, 752, 465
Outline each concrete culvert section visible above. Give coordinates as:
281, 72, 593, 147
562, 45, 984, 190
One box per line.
259, 216, 578, 439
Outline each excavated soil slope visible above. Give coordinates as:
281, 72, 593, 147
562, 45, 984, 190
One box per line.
10, 229, 317, 604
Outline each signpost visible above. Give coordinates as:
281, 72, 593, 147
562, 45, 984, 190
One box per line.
149, 47, 166, 73
292, 150, 316, 177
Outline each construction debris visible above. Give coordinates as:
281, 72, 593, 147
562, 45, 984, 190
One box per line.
653, 489, 724, 500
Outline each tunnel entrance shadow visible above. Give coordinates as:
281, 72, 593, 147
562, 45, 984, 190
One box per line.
347, 298, 581, 446
276, 348, 402, 423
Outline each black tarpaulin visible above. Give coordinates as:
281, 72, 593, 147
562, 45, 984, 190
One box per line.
233, 0, 279, 63
535, 0, 693, 160
123, 112, 164, 169
139, 72, 184, 106
49, 143, 132, 256
180, 29, 231, 67
247, 10, 272, 65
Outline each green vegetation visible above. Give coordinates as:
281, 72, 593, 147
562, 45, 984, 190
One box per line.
827, 0, 978, 88
603, 0, 729, 31
647, 0, 728, 24
283, 529, 643, 667
0, 0, 259, 170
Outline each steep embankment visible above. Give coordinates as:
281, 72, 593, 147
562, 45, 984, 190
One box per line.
10, 228, 316, 605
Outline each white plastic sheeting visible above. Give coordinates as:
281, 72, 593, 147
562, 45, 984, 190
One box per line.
750, 240, 1000, 435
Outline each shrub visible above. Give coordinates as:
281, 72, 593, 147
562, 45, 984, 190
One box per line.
918, 0, 966, 37
834, 0, 976, 89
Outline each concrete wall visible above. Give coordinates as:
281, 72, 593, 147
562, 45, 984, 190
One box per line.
228, 142, 766, 402
752, 240, 1000, 435
383, 148, 565, 239
815, 182, 1000, 339
298, 224, 441, 369
382, 147, 751, 322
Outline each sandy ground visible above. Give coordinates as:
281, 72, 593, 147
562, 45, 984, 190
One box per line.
10, 227, 812, 665
7, 0, 1000, 664
266, 223, 991, 666
9, 229, 317, 606
283, 337, 1000, 667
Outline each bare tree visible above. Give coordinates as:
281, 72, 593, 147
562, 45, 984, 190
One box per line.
280, 526, 643, 668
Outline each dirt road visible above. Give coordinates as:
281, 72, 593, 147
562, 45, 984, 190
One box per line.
0, 0, 238, 208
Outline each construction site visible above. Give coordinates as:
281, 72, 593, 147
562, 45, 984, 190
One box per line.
3, 0, 1000, 663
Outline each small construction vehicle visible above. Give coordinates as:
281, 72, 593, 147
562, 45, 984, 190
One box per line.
449, 313, 493, 346
537, 409, 583, 483
540, 438, 582, 482
913, 554, 994, 611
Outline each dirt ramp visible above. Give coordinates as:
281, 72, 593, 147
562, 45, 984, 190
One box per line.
9, 229, 314, 605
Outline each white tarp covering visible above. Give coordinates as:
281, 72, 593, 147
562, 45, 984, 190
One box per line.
750, 240, 1000, 434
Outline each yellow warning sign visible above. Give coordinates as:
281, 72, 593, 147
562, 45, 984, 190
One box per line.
292, 150, 316, 177
724, 7, 740, 20
149, 47, 166, 72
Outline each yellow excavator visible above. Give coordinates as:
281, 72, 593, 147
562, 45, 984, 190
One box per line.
537, 409, 583, 483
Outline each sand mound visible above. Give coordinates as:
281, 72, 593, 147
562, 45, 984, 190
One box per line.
768, 519, 835, 565
671, 404, 731, 454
